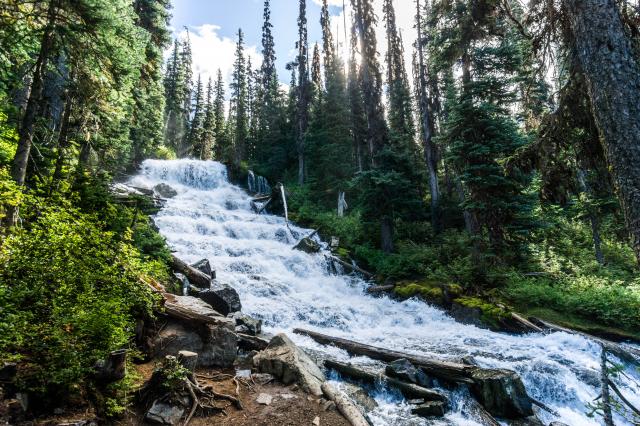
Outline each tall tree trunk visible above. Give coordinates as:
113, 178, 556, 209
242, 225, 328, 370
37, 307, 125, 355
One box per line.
49, 92, 74, 197
565, 0, 640, 265
415, 0, 441, 233
576, 168, 605, 265
380, 215, 394, 253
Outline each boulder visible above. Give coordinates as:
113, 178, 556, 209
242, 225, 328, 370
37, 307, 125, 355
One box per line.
411, 401, 446, 418
385, 358, 433, 388
190, 259, 214, 279
229, 312, 262, 336
253, 333, 325, 396
470, 368, 533, 418
341, 383, 378, 413
153, 183, 178, 199
293, 237, 321, 254
152, 320, 238, 368
197, 283, 241, 315
145, 398, 186, 425
508, 416, 544, 426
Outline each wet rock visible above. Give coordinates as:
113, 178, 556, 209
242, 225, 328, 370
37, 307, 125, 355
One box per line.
549, 422, 570, 426
411, 401, 446, 418
252, 373, 275, 385
253, 333, 325, 396
293, 237, 321, 254
323, 400, 337, 411
508, 416, 544, 426
470, 368, 533, 418
153, 183, 178, 199
256, 393, 273, 405
342, 383, 378, 413
229, 312, 262, 336
145, 398, 185, 425
190, 259, 214, 279
197, 283, 241, 316
152, 320, 238, 368
385, 358, 433, 388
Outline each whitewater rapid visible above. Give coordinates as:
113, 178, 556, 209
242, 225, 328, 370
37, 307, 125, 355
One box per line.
130, 159, 640, 426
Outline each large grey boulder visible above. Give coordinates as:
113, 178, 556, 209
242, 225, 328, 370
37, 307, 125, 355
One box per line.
470, 368, 533, 418
253, 333, 325, 396
293, 237, 321, 254
190, 259, 214, 279
197, 283, 241, 315
411, 401, 446, 418
229, 312, 262, 336
145, 399, 185, 425
385, 358, 433, 388
153, 183, 178, 199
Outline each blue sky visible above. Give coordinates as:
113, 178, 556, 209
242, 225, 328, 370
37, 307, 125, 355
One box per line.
168, 0, 416, 90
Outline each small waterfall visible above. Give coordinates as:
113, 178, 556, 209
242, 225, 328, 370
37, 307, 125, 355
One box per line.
248, 170, 271, 195
131, 159, 640, 426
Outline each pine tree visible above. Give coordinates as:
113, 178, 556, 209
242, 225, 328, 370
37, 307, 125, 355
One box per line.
200, 77, 214, 160
247, 57, 259, 162
163, 36, 192, 156
212, 69, 228, 161
347, 18, 368, 172
230, 29, 248, 167
296, 0, 311, 184
187, 74, 205, 157
311, 43, 322, 106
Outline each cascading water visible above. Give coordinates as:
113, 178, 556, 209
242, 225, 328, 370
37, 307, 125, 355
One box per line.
130, 159, 640, 426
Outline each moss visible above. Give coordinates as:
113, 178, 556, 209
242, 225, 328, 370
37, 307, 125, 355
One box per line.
394, 280, 444, 303
335, 247, 350, 259
454, 296, 510, 329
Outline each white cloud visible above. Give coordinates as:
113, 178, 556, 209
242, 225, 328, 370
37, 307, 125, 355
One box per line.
175, 25, 262, 93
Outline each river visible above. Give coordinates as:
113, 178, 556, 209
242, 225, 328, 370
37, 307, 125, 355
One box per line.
129, 159, 640, 426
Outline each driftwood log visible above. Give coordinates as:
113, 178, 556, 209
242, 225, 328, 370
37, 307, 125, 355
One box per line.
327, 256, 374, 278
162, 294, 231, 327
169, 254, 212, 289
530, 317, 640, 364
324, 360, 445, 401
321, 382, 370, 426
295, 329, 475, 384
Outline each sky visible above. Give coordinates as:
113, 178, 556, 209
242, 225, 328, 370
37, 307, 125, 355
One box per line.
169, 0, 418, 91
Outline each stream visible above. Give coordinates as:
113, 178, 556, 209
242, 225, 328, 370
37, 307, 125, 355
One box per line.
130, 159, 640, 426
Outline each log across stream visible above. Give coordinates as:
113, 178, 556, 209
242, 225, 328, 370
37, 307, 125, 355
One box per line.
130, 159, 640, 426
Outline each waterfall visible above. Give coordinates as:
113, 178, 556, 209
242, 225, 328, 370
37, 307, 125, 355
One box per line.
130, 159, 640, 426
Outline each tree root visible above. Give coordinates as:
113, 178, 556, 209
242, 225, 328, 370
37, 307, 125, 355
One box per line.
182, 374, 243, 426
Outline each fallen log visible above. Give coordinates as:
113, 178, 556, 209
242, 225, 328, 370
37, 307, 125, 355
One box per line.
321, 382, 370, 426
163, 296, 232, 328
169, 254, 212, 289
294, 328, 475, 384
256, 198, 272, 214
324, 360, 445, 402
530, 317, 640, 365
510, 312, 544, 333
327, 256, 374, 278
252, 195, 271, 202
366, 285, 395, 294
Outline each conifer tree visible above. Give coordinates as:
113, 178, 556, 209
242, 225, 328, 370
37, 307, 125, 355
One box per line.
347, 18, 368, 172
200, 77, 214, 160
230, 29, 248, 167
296, 0, 311, 184
187, 74, 205, 157
164, 36, 192, 156
311, 43, 323, 106
212, 69, 228, 161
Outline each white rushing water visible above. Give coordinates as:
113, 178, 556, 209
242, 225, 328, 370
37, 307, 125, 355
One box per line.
130, 159, 640, 426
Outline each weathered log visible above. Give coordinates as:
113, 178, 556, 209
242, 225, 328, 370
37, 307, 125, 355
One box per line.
327, 256, 374, 278
321, 382, 370, 426
237, 333, 269, 351
510, 312, 544, 333
94, 349, 127, 383
163, 297, 233, 328
294, 328, 475, 384
530, 317, 640, 364
169, 254, 211, 289
252, 195, 272, 202
366, 285, 395, 294
324, 360, 445, 402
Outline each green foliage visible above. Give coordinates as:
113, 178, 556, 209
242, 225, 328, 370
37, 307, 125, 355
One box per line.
0, 206, 162, 400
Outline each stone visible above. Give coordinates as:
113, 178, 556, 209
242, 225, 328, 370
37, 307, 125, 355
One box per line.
253, 333, 325, 396
312, 416, 320, 426
230, 312, 262, 336
293, 237, 321, 254
256, 393, 273, 405
152, 320, 238, 368
411, 401, 446, 418
385, 358, 433, 388
470, 368, 534, 419
167, 295, 230, 319
252, 373, 275, 385
280, 393, 297, 400
508, 416, 545, 426
145, 399, 185, 425
342, 383, 378, 413
153, 183, 178, 199
197, 283, 241, 316
190, 259, 214, 279
323, 400, 336, 411
408, 399, 425, 405
549, 423, 570, 426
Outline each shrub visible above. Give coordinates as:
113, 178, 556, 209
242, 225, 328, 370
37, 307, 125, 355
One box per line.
0, 207, 161, 403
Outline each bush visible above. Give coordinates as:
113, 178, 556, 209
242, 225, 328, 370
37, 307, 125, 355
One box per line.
0, 206, 161, 403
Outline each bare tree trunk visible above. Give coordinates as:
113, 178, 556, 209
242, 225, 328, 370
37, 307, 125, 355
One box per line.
565, 0, 640, 265
576, 168, 605, 265
600, 348, 614, 426
415, 0, 441, 233
381, 215, 394, 253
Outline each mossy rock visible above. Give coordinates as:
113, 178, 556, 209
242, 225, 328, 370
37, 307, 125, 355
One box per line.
394, 280, 445, 304
452, 297, 511, 330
